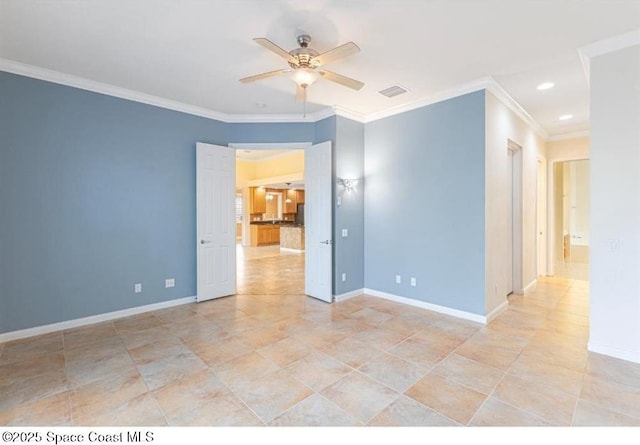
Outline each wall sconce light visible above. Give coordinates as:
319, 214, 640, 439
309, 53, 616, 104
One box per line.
266, 193, 274, 201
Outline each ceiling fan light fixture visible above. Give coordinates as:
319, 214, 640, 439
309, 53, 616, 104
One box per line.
292, 68, 319, 87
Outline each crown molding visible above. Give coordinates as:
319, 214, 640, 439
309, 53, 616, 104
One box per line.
224, 111, 327, 123
1, 57, 547, 138
484, 77, 549, 140
579, 28, 640, 85
0, 58, 230, 122
333, 105, 367, 123
362, 78, 489, 123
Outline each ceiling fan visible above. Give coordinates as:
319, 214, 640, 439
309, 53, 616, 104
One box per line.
239, 34, 364, 104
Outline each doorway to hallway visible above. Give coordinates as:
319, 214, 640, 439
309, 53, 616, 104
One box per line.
553, 159, 590, 281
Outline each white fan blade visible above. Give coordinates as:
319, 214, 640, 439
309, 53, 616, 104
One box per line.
239, 69, 290, 83
254, 38, 298, 66
318, 69, 364, 90
296, 84, 307, 103
312, 42, 360, 67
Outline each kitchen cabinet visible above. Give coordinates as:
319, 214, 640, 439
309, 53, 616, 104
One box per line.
250, 187, 266, 214
284, 189, 297, 213
250, 224, 281, 246
296, 190, 305, 204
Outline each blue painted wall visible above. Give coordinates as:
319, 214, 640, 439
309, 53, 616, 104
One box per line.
1, 69, 484, 332
0, 72, 228, 333
228, 122, 315, 144
0, 72, 366, 333
364, 91, 486, 315
334, 116, 365, 295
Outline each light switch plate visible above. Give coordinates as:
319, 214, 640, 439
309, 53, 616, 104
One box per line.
134, 283, 142, 293
342, 229, 348, 237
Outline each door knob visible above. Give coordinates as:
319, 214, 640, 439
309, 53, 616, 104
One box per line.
200, 240, 212, 244
320, 240, 333, 245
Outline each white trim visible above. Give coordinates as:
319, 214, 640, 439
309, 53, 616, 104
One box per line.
547, 130, 590, 142
229, 142, 311, 150
486, 79, 549, 140
231, 142, 310, 163
588, 341, 640, 364
333, 105, 367, 123
334, 288, 365, 302
578, 29, 640, 85
225, 112, 325, 123
1, 58, 549, 139
362, 78, 488, 124
0, 58, 229, 122
0, 296, 196, 343
486, 300, 509, 323
363, 288, 487, 324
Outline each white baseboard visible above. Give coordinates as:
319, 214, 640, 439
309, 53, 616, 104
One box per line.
0, 296, 196, 343
334, 288, 365, 302
588, 341, 640, 364
363, 288, 487, 324
486, 300, 509, 323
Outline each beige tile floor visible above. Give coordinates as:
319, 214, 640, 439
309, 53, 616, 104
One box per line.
1, 245, 640, 426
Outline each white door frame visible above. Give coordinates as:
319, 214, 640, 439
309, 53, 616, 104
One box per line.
536, 157, 548, 277
508, 140, 523, 294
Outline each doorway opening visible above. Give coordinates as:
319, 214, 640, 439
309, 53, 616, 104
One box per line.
234, 146, 306, 296
552, 159, 590, 281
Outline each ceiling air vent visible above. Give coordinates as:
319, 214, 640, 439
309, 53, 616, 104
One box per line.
378, 85, 408, 98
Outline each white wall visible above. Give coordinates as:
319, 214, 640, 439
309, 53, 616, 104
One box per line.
547, 136, 589, 161
485, 91, 547, 315
570, 160, 590, 246
589, 44, 640, 363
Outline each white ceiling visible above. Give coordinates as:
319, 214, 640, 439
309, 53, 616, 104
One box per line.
1, 1, 639, 138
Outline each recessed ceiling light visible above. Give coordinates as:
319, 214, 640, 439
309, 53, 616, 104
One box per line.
537, 82, 555, 91
255, 102, 267, 108
559, 114, 574, 121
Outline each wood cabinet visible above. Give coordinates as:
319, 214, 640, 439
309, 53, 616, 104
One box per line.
296, 190, 305, 204
250, 224, 280, 246
249, 187, 266, 214
284, 189, 297, 213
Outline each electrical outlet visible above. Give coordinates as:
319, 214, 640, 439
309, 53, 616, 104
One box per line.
165, 278, 175, 288
411, 277, 417, 287
134, 283, 142, 294
341, 273, 347, 282
342, 229, 348, 237
395, 275, 401, 284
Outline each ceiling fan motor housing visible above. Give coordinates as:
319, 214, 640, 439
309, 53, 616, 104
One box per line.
289, 35, 319, 69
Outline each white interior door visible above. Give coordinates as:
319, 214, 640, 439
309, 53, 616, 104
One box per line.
196, 142, 236, 302
305, 141, 332, 302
